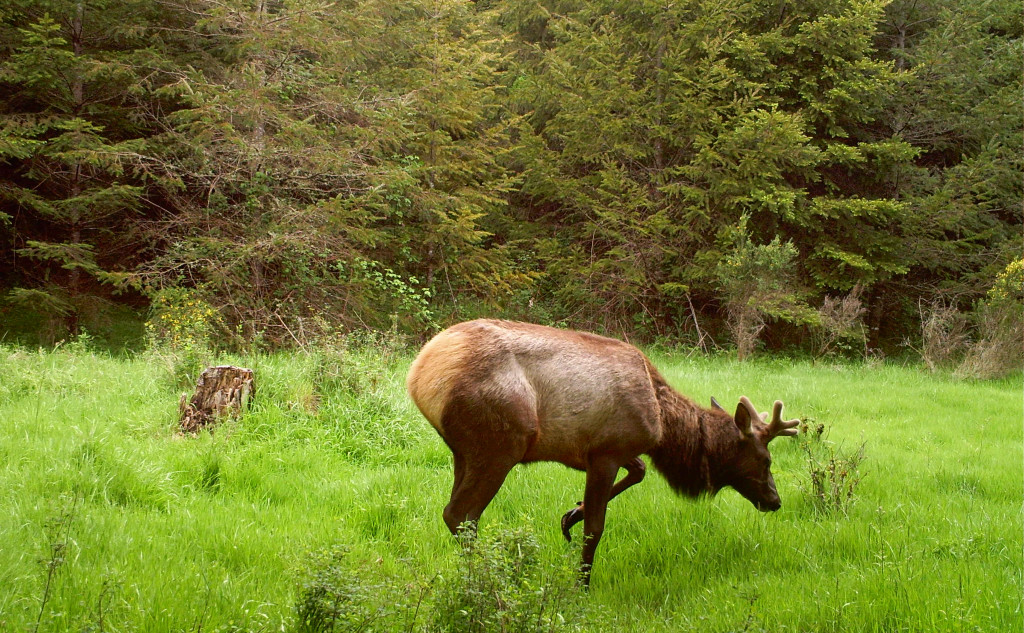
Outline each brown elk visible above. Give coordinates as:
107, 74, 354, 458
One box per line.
406, 319, 799, 585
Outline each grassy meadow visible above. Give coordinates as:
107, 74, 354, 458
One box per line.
0, 340, 1020, 632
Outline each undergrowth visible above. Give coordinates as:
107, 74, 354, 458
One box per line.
294, 528, 594, 633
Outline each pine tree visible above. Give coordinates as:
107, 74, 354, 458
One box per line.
503, 0, 909, 345
876, 0, 1022, 300
0, 0, 168, 339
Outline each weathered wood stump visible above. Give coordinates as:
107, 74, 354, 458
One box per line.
179, 365, 254, 433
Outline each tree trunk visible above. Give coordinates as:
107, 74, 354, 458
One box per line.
179, 366, 255, 433
67, 0, 86, 336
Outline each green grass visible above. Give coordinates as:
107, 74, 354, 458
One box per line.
0, 343, 1020, 632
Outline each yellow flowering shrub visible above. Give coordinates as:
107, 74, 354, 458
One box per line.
955, 257, 1023, 379
987, 257, 1024, 307
145, 288, 222, 350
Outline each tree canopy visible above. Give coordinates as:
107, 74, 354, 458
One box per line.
1, 0, 1020, 355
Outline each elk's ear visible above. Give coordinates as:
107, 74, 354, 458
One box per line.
734, 397, 755, 436
711, 396, 725, 411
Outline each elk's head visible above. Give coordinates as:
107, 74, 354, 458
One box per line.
711, 396, 799, 512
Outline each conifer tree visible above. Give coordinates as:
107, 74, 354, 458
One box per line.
143, 0, 520, 340
354, 0, 525, 318
875, 0, 1021, 300
502, 0, 918, 346
0, 0, 168, 338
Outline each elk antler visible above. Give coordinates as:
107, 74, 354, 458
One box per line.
766, 400, 799, 441
738, 396, 760, 423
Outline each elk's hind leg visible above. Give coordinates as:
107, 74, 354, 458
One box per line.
442, 458, 520, 532
442, 452, 521, 534
562, 456, 646, 542
439, 386, 535, 535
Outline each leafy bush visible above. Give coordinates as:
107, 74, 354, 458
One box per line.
292, 528, 592, 633
294, 545, 423, 633
716, 215, 816, 360
145, 287, 221, 387
433, 527, 590, 633
146, 287, 222, 350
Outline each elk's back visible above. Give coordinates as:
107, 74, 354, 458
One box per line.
407, 320, 663, 469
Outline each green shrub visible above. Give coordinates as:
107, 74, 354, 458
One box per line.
294, 546, 400, 633
433, 527, 590, 633
292, 528, 593, 633
956, 257, 1024, 379
145, 287, 221, 388
798, 419, 867, 516
715, 215, 817, 361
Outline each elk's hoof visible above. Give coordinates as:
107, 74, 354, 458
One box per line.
560, 502, 584, 542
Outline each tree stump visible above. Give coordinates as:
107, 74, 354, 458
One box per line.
179, 365, 254, 433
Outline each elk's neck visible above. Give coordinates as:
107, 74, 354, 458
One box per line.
645, 374, 723, 498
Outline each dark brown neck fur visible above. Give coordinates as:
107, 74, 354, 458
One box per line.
644, 361, 734, 498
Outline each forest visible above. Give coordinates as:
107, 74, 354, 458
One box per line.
1, 0, 1021, 369
1, 3, 1021, 630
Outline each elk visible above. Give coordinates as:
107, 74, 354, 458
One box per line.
406, 319, 799, 585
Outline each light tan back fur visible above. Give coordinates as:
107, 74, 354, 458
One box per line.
407, 320, 664, 467
406, 326, 474, 430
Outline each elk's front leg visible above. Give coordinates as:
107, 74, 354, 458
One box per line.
578, 458, 620, 588
561, 456, 646, 542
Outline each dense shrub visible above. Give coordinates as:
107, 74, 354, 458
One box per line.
293, 528, 593, 633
